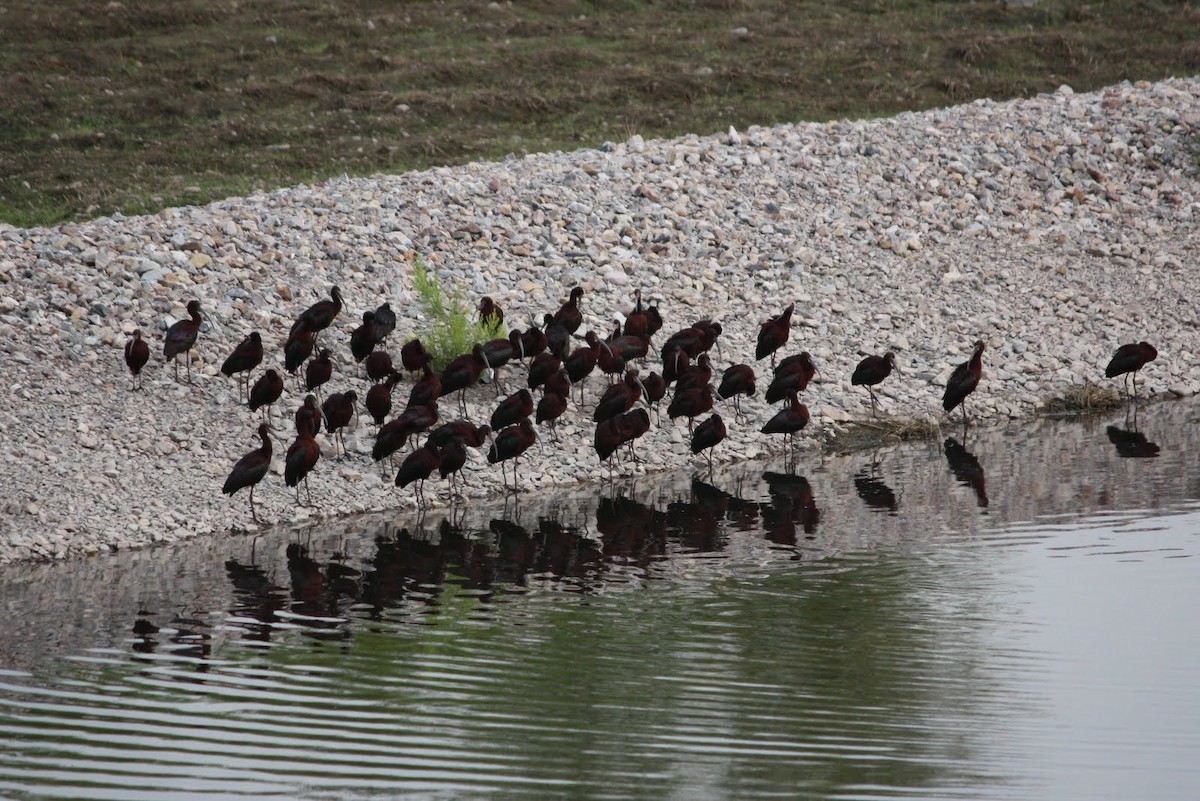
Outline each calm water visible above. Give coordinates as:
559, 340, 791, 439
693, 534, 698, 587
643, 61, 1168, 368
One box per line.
2, 402, 1199, 800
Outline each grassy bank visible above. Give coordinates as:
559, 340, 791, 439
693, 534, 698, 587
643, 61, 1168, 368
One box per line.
2, 0, 1198, 227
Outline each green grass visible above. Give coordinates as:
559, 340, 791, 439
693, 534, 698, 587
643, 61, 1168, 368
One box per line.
412, 258, 506, 373
2, 0, 1199, 226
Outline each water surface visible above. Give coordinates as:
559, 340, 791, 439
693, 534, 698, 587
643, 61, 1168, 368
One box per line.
2, 401, 1199, 800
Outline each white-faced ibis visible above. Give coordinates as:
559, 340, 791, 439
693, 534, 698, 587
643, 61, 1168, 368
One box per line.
691, 413, 727, 472
249, 369, 284, 422
536, 389, 569, 441
295, 394, 322, 437
623, 289, 649, 337
395, 443, 441, 508
1105, 341, 1157, 399
668, 385, 715, 432
124, 329, 150, 390
661, 345, 691, 385
565, 336, 599, 403
674, 354, 714, 395
221, 332, 263, 401
516, 326, 549, 362
617, 407, 651, 463
641, 371, 667, 422
543, 314, 571, 361
851, 351, 896, 418
594, 416, 625, 467
756, 303, 794, 369
371, 302, 396, 345
292, 286, 343, 342
544, 369, 571, 400
716, 364, 755, 423
488, 418, 537, 491
761, 391, 810, 452
366, 372, 404, 427
321, 390, 358, 460
662, 319, 722, 364
285, 425, 321, 506
222, 422, 273, 523
491, 389, 534, 430
592, 330, 626, 384
163, 299, 202, 383
608, 332, 650, 363
305, 348, 333, 396
441, 344, 488, 415
438, 440, 470, 498
427, 420, 491, 449
528, 351, 562, 392
481, 332, 519, 394
400, 338, 430, 374
374, 402, 440, 464
408, 353, 442, 408
765, 352, 817, 404
942, 340, 985, 427
594, 370, 646, 423
478, 296, 504, 328
552, 286, 584, 334
365, 350, 394, 383
284, 325, 315, 386
350, 311, 377, 366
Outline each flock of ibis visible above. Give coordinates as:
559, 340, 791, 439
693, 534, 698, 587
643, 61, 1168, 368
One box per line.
123, 284, 1159, 525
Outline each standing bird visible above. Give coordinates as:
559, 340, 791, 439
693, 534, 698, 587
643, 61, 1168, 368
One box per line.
761, 391, 810, 453
295, 394, 323, 437
305, 348, 334, 397
641, 371, 668, 422
124, 329, 150, 390
668, 385, 715, 432
536, 388, 569, 441
400, 338, 430, 375
491, 389, 534, 431
349, 311, 378, 367
438, 440, 470, 499
481, 331, 519, 395
371, 302, 396, 346
321, 390, 358, 460
765, 352, 817, 404
374, 402, 440, 466
617, 407, 652, 464
248, 369, 284, 422
942, 340, 986, 427
366, 372, 404, 428
851, 351, 896, 418
527, 351, 563, 392
565, 335, 600, 403
674, 354, 714, 395
292, 286, 343, 343
221, 332, 264, 401
395, 443, 442, 508
365, 350, 394, 383
222, 422, 273, 523
691, 413, 727, 472
408, 353, 442, 408
756, 303, 795, 369
283, 325, 315, 387
594, 370, 647, 424
716, 364, 755, 423
1105, 341, 1158, 400
552, 286, 585, 334
623, 289, 650, 338
163, 299, 202, 383
427, 420, 491, 450
478, 297, 504, 328
285, 425, 321, 507
488, 418, 537, 491
441, 345, 488, 415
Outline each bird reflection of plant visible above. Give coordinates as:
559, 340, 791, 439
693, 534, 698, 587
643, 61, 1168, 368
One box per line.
412, 257, 506, 372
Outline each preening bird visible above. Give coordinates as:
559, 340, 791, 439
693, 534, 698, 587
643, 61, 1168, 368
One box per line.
756, 303, 794, 368
942, 340, 985, 427
124, 329, 150, 390
851, 351, 896, 418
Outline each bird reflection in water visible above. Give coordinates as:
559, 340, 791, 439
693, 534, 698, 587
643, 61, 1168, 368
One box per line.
761, 472, 820, 549
1106, 425, 1160, 458
944, 437, 989, 509
853, 462, 900, 515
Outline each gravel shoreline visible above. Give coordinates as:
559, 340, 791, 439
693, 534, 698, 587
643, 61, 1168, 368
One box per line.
1, 78, 1198, 565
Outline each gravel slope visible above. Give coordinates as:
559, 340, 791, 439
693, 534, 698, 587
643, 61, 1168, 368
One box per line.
1, 78, 1197, 564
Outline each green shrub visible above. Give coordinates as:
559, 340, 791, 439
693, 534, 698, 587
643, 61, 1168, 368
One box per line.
412, 257, 506, 372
